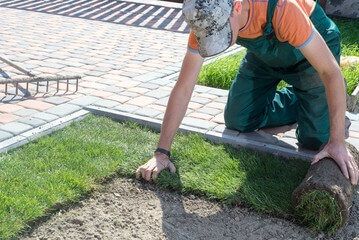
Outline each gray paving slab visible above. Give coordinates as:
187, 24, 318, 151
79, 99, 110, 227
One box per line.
68, 96, 101, 107
144, 89, 170, 99
0, 130, 13, 142
31, 112, 59, 122
46, 104, 82, 117
134, 108, 162, 118
113, 105, 140, 114
18, 117, 47, 127
182, 117, 218, 130
43, 96, 71, 105
92, 99, 120, 109
0, 122, 33, 135
14, 109, 40, 117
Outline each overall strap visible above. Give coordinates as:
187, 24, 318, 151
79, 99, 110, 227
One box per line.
263, 0, 278, 38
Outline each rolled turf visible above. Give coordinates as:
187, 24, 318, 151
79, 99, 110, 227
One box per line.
292, 143, 359, 234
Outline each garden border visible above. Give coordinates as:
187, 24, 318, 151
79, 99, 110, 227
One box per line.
84, 105, 316, 161
0, 110, 89, 153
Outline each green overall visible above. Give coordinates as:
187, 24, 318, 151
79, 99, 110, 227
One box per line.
224, 0, 341, 150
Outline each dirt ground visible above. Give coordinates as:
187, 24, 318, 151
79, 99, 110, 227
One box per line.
22, 178, 359, 240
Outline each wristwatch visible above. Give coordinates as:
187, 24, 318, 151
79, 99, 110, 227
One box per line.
154, 147, 171, 158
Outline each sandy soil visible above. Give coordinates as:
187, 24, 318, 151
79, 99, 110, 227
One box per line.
22, 178, 359, 240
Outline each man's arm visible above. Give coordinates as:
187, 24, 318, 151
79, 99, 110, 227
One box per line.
299, 30, 358, 185
136, 50, 203, 181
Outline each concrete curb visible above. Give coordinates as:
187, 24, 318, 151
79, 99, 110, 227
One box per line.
85, 105, 316, 161
0, 110, 89, 153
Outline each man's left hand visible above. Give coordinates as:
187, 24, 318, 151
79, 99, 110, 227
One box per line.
312, 141, 359, 185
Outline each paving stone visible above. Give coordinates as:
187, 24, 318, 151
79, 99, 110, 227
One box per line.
133, 72, 166, 82
14, 109, 40, 117
92, 99, 120, 109
0, 113, 19, 123
127, 96, 156, 107
18, 99, 54, 111
69, 96, 101, 107
137, 83, 159, 90
156, 97, 169, 106
198, 107, 223, 116
187, 112, 213, 120
207, 88, 229, 96
149, 78, 173, 85
191, 97, 212, 105
212, 113, 225, 124
195, 93, 218, 100
43, 96, 71, 105
128, 87, 150, 94
182, 117, 217, 130
18, 117, 47, 127
113, 104, 140, 114
206, 102, 226, 110
46, 104, 82, 117
144, 89, 170, 99
134, 107, 162, 118
107, 95, 130, 104
102, 86, 124, 94
0, 122, 33, 135
216, 96, 228, 103
120, 91, 140, 98
188, 102, 203, 110
31, 112, 59, 122
0, 130, 13, 142
0, 104, 24, 113
194, 85, 211, 93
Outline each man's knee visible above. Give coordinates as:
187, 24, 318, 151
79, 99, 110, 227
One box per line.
224, 106, 261, 132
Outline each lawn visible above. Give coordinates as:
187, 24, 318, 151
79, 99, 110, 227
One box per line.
198, 18, 359, 94
0, 115, 310, 239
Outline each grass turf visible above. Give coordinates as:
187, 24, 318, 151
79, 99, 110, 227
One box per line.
197, 18, 359, 94
0, 115, 310, 239
294, 190, 342, 234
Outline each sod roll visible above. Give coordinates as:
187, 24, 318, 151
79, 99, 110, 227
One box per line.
292, 143, 359, 233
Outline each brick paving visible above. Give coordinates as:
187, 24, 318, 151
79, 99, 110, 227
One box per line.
0, 1, 358, 159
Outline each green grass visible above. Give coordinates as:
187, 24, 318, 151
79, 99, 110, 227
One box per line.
198, 18, 359, 94
295, 190, 342, 234
0, 115, 310, 239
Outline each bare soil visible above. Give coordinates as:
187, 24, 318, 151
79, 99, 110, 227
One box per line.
22, 178, 359, 240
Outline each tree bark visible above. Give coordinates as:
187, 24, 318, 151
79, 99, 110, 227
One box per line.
292, 143, 359, 226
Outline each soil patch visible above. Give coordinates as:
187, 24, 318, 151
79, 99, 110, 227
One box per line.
21, 178, 359, 240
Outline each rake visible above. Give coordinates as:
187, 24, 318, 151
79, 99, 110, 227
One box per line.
0, 56, 81, 97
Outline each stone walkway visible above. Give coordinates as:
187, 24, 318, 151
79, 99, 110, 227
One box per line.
0, 0, 358, 160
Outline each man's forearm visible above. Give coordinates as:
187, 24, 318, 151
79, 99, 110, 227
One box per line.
320, 69, 346, 143
157, 83, 195, 150
157, 50, 203, 151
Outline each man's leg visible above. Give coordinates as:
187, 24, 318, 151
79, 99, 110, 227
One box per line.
224, 53, 298, 132
287, 72, 330, 150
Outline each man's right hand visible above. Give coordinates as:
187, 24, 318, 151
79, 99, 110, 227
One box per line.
135, 153, 176, 182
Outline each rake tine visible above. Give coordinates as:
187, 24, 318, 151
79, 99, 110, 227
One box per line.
75, 78, 79, 92
26, 82, 29, 92
15, 82, 18, 95
46, 81, 49, 93
5, 83, 7, 94
56, 81, 59, 92
36, 81, 39, 93
66, 79, 69, 92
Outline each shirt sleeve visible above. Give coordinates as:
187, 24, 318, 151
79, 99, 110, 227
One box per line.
273, 0, 315, 48
187, 31, 200, 52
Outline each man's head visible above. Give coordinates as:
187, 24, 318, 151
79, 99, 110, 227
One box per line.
183, 0, 243, 57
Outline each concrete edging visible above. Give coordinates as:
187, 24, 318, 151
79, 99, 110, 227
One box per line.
0, 110, 90, 153
84, 105, 316, 161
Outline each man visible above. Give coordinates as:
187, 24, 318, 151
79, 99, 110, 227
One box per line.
136, 0, 359, 184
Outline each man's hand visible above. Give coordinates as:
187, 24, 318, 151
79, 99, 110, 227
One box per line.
312, 141, 359, 185
135, 153, 176, 182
